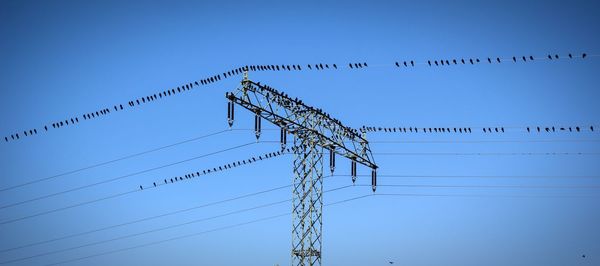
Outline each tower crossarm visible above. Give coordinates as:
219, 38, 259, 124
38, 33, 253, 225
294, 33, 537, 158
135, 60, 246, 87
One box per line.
225, 79, 377, 170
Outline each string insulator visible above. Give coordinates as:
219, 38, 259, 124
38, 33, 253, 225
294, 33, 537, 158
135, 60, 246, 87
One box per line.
371, 168, 377, 192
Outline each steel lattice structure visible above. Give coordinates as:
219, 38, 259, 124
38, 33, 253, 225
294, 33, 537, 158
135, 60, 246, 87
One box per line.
226, 72, 377, 266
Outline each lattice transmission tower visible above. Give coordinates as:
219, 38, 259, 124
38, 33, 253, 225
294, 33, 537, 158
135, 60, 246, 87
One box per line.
226, 71, 378, 266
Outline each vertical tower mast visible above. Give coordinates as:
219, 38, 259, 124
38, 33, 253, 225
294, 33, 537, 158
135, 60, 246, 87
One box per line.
226, 71, 377, 266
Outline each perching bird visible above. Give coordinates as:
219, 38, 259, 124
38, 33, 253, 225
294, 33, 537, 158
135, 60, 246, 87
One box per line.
582, 53, 587, 58
428, 60, 431, 66
512, 56, 516, 62
469, 59, 474, 64
487, 58, 491, 63
527, 127, 530, 132
139, 185, 143, 190
411, 61, 414, 66
529, 56, 534, 60
548, 54, 552, 60
153, 182, 156, 187
497, 57, 501, 63
395, 62, 399, 67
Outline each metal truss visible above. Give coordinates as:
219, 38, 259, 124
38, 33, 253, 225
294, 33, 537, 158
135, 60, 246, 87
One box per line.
226, 72, 377, 266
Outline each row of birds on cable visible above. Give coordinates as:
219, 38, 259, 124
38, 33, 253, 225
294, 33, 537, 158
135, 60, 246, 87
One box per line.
139, 149, 290, 190
395, 53, 588, 68
362, 126, 473, 134
361, 125, 596, 134
2, 52, 591, 144
251, 81, 361, 139
3, 68, 242, 143
526, 126, 594, 133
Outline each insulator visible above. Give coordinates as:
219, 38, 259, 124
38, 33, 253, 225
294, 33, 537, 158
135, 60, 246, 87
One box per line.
280, 127, 287, 150
371, 169, 377, 192
329, 147, 336, 174
255, 113, 261, 141
227, 100, 234, 127
351, 160, 357, 184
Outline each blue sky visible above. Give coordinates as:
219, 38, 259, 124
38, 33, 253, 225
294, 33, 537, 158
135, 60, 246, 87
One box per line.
1, 0, 599, 265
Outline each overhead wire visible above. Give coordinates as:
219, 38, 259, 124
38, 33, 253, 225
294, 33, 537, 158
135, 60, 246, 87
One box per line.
0, 129, 231, 193
3, 52, 594, 144
1, 184, 353, 265
0, 142, 259, 225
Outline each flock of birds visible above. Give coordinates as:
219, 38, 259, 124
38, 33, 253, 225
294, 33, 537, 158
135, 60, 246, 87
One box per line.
139, 148, 291, 190
2, 52, 589, 144
249, 81, 362, 140
398, 53, 587, 68
362, 125, 596, 134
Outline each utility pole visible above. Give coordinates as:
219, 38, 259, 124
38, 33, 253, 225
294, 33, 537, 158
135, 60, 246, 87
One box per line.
226, 71, 377, 266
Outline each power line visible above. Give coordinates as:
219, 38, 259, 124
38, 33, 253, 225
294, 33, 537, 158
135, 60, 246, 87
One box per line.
0, 182, 292, 254
1, 185, 353, 265
372, 193, 599, 199
373, 152, 600, 156
362, 125, 597, 134
367, 139, 600, 144
140, 148, 291, 190
42, 193, 372, 266
0, 129, 231, 193
364, 184, 600, 189
361, 174, 600, 179
4, 52, 594, 145
2, 174, 337, 254
0, 142, 258, 225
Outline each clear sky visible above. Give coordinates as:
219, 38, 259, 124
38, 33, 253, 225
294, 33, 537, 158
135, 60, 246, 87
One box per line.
1, 0, 599, 265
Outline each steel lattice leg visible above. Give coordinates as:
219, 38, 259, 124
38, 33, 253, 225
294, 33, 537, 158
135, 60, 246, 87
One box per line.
291, 133, 323, 266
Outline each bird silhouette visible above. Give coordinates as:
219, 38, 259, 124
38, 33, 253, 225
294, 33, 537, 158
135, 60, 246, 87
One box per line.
582, 53, 587, 58
153, 182, 156, 187
411, 61, 414, 66
512, 56, 516, 62
497, 57, 501, 63
139, 185, 143, 190
487, 58, 491, 63
428, 60, 431, 66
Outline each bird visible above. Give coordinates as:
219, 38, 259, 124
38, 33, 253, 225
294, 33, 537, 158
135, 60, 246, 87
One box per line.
349, 63, 353, 68
404, 61, 408, 67
497, 57, 501, 63
548, 54, 552, 60
527, 127, 530, 132
522, 56, 526, 62
395, 62, 399, 67
461, 59, 465, 64
487, 58, 491, 63
139, 185, 143, 190
411, 61, 414, 66
512, 56, 516, 62
153, 182, 156, 187
469, 59, 474, 64
582, 53, 587, 58
529, 55, 534, 60
333, 64, 337, 69
428, 60, 431, 66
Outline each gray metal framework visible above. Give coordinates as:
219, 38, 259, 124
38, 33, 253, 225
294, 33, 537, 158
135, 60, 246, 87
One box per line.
226, 72, 377, 266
